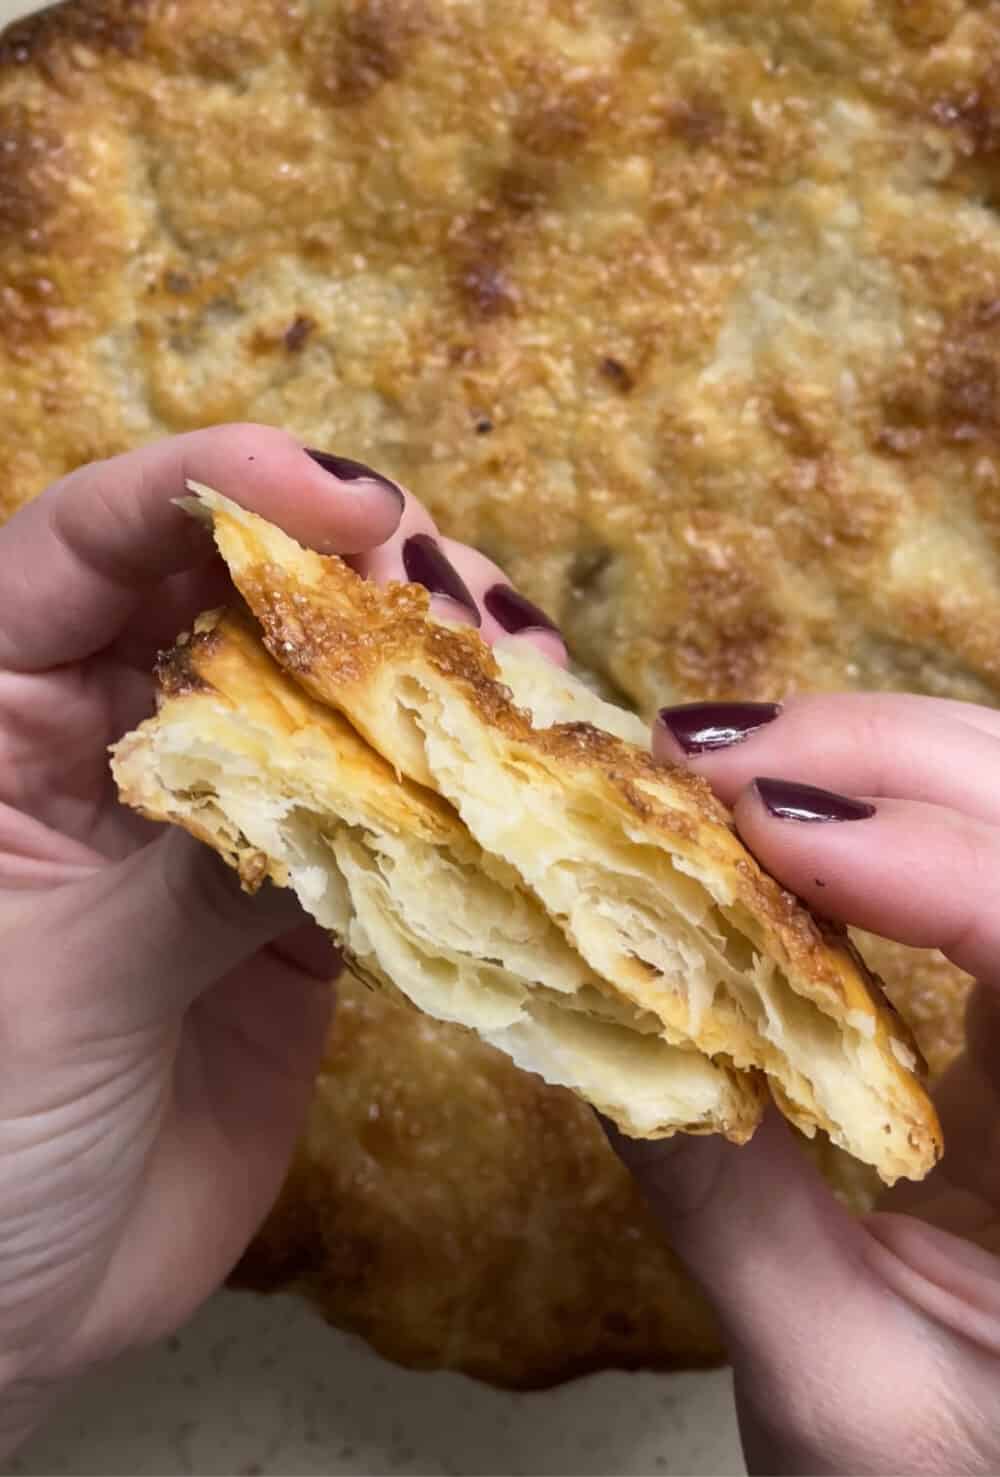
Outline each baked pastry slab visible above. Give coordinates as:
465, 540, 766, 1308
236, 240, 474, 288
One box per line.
7, 0, 1000, 722
113, 486, 941, 1185
230, 971, 728, 1390
113, 602, 758, 1143
4, 0, 979, 1380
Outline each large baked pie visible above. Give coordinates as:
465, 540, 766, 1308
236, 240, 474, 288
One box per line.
1, 0, 981, 1383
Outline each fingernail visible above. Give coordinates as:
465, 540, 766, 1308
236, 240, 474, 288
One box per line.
402, 534, 481, 626
483, 583, 561, 636
657, 701, 781, 755
754, 778, 876, 823
306, 450, 405, 509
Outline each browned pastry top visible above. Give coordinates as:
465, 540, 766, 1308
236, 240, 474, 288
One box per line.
0, 0, 981, 1385
233, 973, 727, 1389
7, 0, 1000, 716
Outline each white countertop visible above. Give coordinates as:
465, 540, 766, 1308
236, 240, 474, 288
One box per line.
0, 0, 743, 1467
10, 1291, 742, 1475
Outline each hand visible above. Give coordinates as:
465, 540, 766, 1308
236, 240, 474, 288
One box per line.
0, 426, 566, 1455
612, 694, 1000, 1476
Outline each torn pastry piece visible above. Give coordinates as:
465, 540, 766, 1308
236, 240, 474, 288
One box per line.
188, 485, 942, 1184
112, 606, 761, 1143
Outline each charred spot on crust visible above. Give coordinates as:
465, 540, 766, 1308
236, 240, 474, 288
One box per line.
495, 166, 547, 216
0, 0, 150, 68
457, 259, 519, 320
888, 0, 961, 46
155, 614, 228, 700
247, 322, 296, 356
312, 0, 425, 106
515, 79, 610, 157
938, 354, 1000, 441
447, 169, 545, 323
664, 92, 727, 148
284, 314, 315, 352
163, 269, 192, 295
599, 357, 634, 392
0, 105, 58, 246
155, 625, 223, 697
929, 66, 1000, 162
874, 299, 1000, 456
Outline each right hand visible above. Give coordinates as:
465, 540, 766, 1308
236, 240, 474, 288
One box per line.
611, 693, 1000, 1476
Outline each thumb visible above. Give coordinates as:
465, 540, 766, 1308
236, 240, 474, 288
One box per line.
10, 830, 309, 1040
611, 1118, 1000, 1475
608, 1110, 874, 1371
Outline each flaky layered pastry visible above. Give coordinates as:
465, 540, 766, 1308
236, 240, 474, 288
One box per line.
113, 487, 941, 1183
114, 602, 758, 1144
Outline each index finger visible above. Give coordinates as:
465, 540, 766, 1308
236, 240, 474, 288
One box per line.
0, 424, 404, 671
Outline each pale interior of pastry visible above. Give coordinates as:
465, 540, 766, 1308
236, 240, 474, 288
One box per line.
355, 657, 932, 1182
112, 610, 760, 1144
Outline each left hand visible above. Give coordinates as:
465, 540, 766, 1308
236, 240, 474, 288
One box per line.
0, 425, 565, 1455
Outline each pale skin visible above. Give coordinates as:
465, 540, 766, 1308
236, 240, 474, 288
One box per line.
637, 701, 1000, 1474
1, 425, 999, 1472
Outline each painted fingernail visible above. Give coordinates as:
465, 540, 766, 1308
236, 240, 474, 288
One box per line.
754, 778, 876, 823
306, 450, 405, 508
483, 584, 562, 636
657, 701, 781, 755
402, 534, 481, 626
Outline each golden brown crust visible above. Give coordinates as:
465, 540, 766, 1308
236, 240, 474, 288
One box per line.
0, 0, 150, 70
239, 557, 724, 820
153, 616, 223, 700
856, 933, 974, 1081
231, 974, 727, 1389
8, 0, 1000, 716
0, 0, 979, 1379
219, 496, 929, 1038
141, 603, 468, 847
195, 488, 941, 1181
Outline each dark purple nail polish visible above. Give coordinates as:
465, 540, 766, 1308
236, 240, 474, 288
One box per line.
402, 534, 481, 625
754, 778, 876, 823
306, 450, 405, 508
657, 701, 781, 755
483, 584, 561, 636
